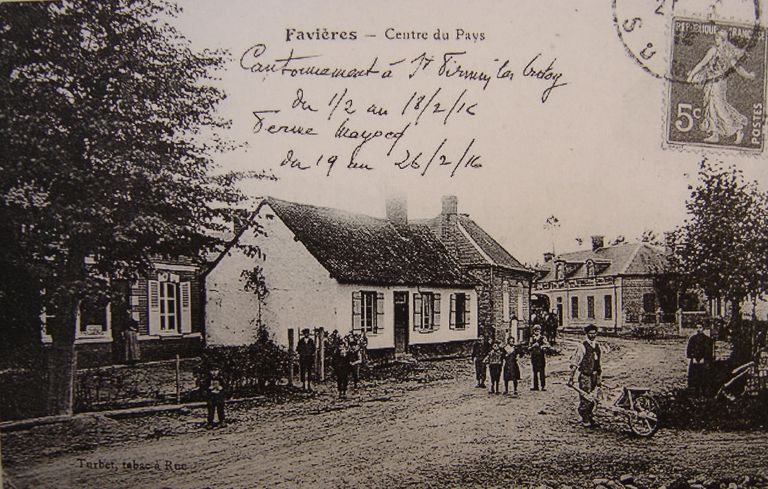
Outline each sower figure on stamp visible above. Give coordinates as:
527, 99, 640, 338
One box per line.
687, 29, 756, 144
687, 323, 713, 396
568, 324, 602, 428
528, 324, 550, 391
297, 328, 316, 392
471, 332, 491, 388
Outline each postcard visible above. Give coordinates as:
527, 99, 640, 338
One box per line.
1, 0, 767, 488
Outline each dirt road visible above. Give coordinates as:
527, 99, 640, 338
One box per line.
4, 337, 767, 488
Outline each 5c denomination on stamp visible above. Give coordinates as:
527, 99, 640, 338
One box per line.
666, 18, 766, 152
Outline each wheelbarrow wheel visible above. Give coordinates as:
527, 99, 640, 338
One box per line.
628, 394, 659, 437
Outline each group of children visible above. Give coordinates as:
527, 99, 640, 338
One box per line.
473, 324, 552, 395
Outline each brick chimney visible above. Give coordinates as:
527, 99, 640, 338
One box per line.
440, 195, 458, 239
591, 235, 605, 251
543, 252, 554, 262
385, 195, 408, 227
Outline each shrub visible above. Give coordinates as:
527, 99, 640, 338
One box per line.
196, 327, 290, 399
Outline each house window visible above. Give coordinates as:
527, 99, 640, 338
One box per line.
79, 296, 110, 337
587, 296, 595, 319
555, 262, 564, 280
643, 293, 656, 313
414, 292, 441, 332
148, 276, 192, 335
571, 296, 579, 319
352, 290, 383, 334
450, 293, 470, 330
604, 295, 613, 319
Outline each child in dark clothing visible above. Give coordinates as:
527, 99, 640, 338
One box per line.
503, 337, 522, 395
484, 341, 505, 394
333, 345, 352, 399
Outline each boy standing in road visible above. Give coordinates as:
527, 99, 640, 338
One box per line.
568, 324, 602, 428
471, 333, 490, 388
528, 325, 550, 390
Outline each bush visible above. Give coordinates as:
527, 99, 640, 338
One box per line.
658, 387, 768, 430
0, 347, 47, 421
196, 327, 290, 399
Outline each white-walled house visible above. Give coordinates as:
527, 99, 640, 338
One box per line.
204, 197, 479, 357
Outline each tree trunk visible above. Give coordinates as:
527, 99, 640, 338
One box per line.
46, 341, 77, 415
46, 291, 80, 416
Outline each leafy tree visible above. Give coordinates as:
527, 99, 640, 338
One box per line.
639, 229, 663, 246
668, 160, 768, 361
0, 0, 242, 414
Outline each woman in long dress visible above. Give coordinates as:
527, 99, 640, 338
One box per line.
686, 29, 756, 144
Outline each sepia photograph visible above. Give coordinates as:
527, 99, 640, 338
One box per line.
1, 0, 767, 488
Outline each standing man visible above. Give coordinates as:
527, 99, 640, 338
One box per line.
471, 333, 490, 388
297, 328, 316, 392
528, 324, 550, 390
568, 324, 602, 428
686, 323, 713, 396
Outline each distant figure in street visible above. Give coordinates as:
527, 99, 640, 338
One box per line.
503, 336, 522, 396
509, 315, 520, 344
484, 341, 505, 394
123, 318, 141, 365
333, 344, 352, 399
297, 328, 316, 392
546, 311, 558, 345
345, 332, 363, 389
568, 324, 602, 428
528, 325, 550, 391
471, 333, 491, 388
687, 323, 713, 396
205, 367, 226, 428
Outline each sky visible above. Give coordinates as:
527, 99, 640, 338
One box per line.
170, 0, 767, 266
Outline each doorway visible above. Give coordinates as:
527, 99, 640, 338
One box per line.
394, 292, 409, 353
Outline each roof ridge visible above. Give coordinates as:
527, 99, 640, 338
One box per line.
619, 242, 644, 275
456, 219, 496, 266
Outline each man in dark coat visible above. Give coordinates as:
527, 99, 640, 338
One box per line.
471, 333, 491, 388
297, 328, 316, 392
687, 324, 713, 396
568, 324, 602, 427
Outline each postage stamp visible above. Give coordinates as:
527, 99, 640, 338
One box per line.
665, 18, 767, 152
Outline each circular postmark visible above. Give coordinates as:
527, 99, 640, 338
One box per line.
612, 0, 762, 83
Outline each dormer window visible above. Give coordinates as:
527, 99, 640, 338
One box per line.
586, 260, 595, 277
555, 261, 565, 280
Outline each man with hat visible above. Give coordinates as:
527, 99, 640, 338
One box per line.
527, 324, 551, 390
568, 324, 602, 427
297, 328, 316, 392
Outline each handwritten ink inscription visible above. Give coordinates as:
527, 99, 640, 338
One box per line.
239, 39, 569, 178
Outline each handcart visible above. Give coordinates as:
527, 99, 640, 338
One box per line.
567, 382, 660, 437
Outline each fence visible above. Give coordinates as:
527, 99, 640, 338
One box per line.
625, 309, 711, 337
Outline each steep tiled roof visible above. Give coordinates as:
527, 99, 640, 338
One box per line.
416, 215, 531, 274
537, 243, 667, 281
263, 198, 476, 287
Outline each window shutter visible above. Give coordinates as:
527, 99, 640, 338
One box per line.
433, 293, 441, 330
148, 280, 160, 334
352, 291, 362, 331
450, 294, 456, 330
413, 293, 422, 330
465, 293, 471, 329
180, 281, 192, 333
375, 292, 384, 334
